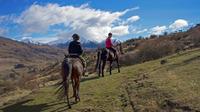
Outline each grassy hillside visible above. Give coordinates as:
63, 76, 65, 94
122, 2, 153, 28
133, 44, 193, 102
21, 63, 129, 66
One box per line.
1, 24, 200, 105
0, 37, 66, 97
0, 36, 65, 74
0, 48, 199, 112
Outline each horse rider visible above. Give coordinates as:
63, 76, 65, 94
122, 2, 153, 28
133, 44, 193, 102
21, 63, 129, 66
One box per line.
68, 33, 86, 74
105, 32, 117, 58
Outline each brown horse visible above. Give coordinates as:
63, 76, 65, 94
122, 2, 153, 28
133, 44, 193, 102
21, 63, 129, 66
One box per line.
95, 43, 123, 77
57, 55, 84, 108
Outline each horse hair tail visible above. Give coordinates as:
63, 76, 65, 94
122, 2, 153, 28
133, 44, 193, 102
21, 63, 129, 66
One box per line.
95, 50, 101, 71
56, 59, 72, 99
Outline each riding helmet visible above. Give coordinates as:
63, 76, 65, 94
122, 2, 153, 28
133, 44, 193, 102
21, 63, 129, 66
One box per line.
72, 33, 80, 40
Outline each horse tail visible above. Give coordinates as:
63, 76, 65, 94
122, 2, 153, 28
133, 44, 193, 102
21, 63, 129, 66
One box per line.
62, 59, 72, 96
95, 50, 101, 71
56, 58, 72, 107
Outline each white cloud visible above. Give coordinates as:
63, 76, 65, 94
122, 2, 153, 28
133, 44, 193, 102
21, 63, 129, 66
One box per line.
169, 19, 188, 31
132, 28, 148, 34
54, 26, 112, 42
0, 28, 7, 36
0, 15, 16, 24
150, 26, 167, 35
21, 36, 32, 40
16, 3, 137, 42
111, 25, 129, 36
127, 16, 140, 23
0, 16, 6, 23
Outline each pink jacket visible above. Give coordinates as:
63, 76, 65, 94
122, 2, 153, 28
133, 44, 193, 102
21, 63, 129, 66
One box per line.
105, 38, 112, 48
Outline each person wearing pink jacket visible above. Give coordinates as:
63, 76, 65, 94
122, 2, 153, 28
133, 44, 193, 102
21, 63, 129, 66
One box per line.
105, 33, 117, 56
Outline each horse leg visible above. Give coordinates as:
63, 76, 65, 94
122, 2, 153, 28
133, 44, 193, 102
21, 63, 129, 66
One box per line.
102, 60, 106, 77
110, 61, 112, 75
77, 78, 80, 102
74, 79, 77, 103
74, 78, 80, 103
71, 77, 75, 98
116, 58, 120, 73
98, 60, 102, 77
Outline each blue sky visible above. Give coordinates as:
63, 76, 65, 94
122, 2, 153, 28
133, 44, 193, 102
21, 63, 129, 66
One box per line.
0, 0, 200, 43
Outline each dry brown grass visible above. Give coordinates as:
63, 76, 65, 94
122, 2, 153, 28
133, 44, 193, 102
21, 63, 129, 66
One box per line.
0, 37, 66, 95
120, 24, 200, 66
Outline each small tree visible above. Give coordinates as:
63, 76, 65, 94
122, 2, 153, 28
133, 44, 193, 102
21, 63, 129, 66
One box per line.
164, 32, 168, 36
150, 34, 157, 39
138, 36, 143, 40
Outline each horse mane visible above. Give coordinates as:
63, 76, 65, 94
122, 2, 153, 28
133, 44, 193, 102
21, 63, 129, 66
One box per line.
115, 42, 124, 55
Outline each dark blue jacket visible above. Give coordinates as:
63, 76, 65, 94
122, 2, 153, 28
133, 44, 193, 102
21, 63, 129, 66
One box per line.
68, 40, 83, 56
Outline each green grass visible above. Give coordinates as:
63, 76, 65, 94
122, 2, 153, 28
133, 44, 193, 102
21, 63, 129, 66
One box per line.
1, 48, 200, 112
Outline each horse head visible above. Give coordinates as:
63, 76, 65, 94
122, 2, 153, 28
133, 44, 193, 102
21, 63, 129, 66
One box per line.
116, 42, 124, 55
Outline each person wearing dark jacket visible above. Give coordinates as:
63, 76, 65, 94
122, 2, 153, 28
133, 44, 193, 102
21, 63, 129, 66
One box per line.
68, 38, 83, 56
68, 33, 86, 73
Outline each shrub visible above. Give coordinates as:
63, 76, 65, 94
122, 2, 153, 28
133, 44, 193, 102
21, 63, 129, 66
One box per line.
119, 51, 140, 66
190, 36, 200, 47
17, 74, 36, 89
124, 46, 136, 52
0, 80, 17, 94
24, 80, 39, 90
136, 40, 177, 62
48, 74, 60, 81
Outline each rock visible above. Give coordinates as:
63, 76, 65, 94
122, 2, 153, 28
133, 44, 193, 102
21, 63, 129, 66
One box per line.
14, 64, 25, 69
160, 59, 167, 65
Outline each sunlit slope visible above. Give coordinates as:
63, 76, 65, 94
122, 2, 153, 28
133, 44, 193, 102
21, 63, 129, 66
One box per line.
1, 48, 200, 112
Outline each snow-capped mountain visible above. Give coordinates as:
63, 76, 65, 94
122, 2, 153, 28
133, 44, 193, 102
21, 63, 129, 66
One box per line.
49, 37, 122, 49
49, 37, 101, 49
20, 38, 43, 45
19, 37, 122, 49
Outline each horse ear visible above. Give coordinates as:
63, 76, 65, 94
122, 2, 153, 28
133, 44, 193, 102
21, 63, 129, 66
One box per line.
64, 54, 68, 58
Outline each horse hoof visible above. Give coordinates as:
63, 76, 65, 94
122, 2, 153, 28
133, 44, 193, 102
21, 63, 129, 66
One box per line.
78, 98, 80, 102
75, 99, 78, 103
68, 105, 71, 109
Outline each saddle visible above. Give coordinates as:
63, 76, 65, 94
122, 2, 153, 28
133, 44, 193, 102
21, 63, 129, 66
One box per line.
104, 48, 116, 60
64, 54, 86, 68
64, 54, 86, 76
65, 54, 79, 58
107, 50, 115, 57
